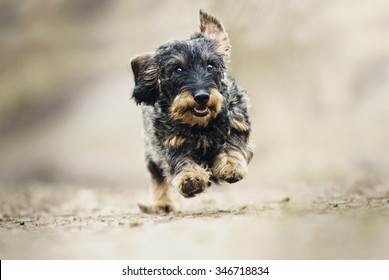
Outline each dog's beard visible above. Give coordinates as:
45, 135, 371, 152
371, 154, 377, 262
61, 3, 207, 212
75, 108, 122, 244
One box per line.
168, 89, 223, 127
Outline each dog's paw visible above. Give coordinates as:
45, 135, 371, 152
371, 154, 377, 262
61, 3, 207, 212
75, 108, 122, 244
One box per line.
154, 202, 176, 214
216, 164, 246, 183
173, 170, 210, 198
138, 202, 175, 214
212, 151, 248, 184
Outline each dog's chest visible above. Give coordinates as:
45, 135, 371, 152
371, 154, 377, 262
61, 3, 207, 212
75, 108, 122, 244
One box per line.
192, 132, 220, 152
160, 124, 226, 156
184, 131, 224, 163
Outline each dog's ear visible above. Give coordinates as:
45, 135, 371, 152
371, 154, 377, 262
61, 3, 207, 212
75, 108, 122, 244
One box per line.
199, 10, 231, 57
130, 54, 159, 105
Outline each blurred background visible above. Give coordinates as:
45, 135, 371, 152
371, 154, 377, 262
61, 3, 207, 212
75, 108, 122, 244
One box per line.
1, 0, 389, 188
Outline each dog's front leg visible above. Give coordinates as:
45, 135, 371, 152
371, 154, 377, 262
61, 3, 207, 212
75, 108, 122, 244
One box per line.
212, 148, 248, 183
170, 159, 211, 198
212, 139, 253, 184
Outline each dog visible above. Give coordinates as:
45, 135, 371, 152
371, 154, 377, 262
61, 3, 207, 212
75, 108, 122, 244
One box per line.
130, 10, 253, 213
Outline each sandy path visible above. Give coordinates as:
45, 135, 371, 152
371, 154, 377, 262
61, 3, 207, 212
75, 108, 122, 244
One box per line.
1, 181, 389, 259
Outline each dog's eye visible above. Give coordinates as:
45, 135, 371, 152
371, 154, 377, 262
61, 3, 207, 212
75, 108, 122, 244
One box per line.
175, 67, 184, 74
207, 64, 214, 71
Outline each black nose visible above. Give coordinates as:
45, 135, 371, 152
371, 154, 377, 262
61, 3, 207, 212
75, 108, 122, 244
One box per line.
193, 90, 210, 106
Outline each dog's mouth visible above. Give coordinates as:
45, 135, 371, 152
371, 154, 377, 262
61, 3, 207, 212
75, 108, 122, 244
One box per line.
192, 106, 209, 117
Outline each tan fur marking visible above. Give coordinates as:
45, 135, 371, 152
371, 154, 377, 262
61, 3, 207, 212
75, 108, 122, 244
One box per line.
164, 135, 186, 148
151, 179, 175, 213
169, 89, 224, 127
167, 54, 186, 66
201, 138, 210, 150
231, 118, 249, 133
212, 150, 248, 183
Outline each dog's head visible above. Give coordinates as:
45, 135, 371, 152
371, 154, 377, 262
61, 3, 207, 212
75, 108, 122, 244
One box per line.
130, 10, 231, 127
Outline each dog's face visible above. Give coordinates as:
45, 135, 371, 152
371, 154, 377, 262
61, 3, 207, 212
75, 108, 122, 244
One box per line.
131, 10, 231, 127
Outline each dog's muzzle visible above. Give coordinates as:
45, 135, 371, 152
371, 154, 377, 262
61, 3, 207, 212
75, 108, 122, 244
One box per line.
193, 89, 210, 117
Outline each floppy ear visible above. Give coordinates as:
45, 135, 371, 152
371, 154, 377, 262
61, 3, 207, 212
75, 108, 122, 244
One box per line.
199, 10, 231, 57
130, 54, 159, 105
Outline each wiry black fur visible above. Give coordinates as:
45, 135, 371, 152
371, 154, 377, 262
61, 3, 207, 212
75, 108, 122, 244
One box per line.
130, 10, 253, 213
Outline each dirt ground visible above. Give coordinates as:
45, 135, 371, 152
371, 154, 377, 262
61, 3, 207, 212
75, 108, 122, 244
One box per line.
1, 178, 389, 259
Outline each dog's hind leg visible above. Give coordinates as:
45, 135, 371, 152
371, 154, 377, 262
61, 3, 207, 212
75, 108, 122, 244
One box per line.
138, 159, 175, 214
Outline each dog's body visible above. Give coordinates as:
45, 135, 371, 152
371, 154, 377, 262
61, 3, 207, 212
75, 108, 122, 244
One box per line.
130, 10, 253, 213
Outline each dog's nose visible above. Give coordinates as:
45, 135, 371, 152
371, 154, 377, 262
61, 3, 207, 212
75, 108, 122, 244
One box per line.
193, 90, 210, 106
